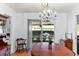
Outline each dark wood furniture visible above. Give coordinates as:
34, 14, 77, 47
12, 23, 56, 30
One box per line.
16, 38, 26, 50
64, 33, 73, 50
64, 38, 73, 50
0, 39, 11, 56
31, 42, 74, 56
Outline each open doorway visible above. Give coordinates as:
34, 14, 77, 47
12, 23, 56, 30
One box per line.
27, 19, 55, 50
32, 20, 55, 43
76, 15, 79, 54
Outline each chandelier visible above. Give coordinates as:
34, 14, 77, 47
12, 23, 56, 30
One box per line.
39, 3, 56, 20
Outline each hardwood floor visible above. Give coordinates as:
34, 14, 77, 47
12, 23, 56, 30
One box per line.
11, 49, 31, 56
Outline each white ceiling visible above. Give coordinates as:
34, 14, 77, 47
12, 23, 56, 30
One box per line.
6, 3, 79, 13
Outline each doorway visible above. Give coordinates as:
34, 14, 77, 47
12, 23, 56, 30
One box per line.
76, 15, 79, 54
27, 19, 55, 49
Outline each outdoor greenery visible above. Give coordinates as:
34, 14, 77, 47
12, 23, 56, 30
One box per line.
32, 31, 54, 42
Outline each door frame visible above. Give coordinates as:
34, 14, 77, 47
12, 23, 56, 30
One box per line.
27, 19, 55, 50
27, 19, 40, 50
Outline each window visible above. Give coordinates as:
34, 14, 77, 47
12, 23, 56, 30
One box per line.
0, 21, 4, 33
32, 20, 55, 42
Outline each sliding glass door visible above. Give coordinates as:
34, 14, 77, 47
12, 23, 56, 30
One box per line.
32, 20, 55, 43
32, 20, 41, 42
42, 20, 55, 42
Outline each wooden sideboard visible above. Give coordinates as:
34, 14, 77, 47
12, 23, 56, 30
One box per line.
0, 45, 10, 56
64, 39, 73, 50
64, 33, 73, 51
0, 14, 11, 56
0, 39, 11, 56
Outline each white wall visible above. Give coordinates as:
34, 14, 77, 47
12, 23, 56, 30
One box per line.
15, 13, 26, 39
54, 13, 67, 43
13, 13, 27, 51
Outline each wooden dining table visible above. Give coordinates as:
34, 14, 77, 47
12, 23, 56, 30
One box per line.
31, 42, 75, 56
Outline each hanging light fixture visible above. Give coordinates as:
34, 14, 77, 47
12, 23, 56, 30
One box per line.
39, 3, 56, 20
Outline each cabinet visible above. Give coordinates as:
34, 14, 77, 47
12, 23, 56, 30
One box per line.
0, 14, 11, 56
64, 33, 73, 50
64, 39, 72, 50
0, 39, 11, 56
0, 45, 10, 56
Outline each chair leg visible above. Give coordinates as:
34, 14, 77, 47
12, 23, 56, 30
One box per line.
17, 45, 19, 50
17, 45, 19, 51
25, 44, 26, 49
17, 45, 20, 52
22, 45, 24, 49
21, 45, 23, 49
